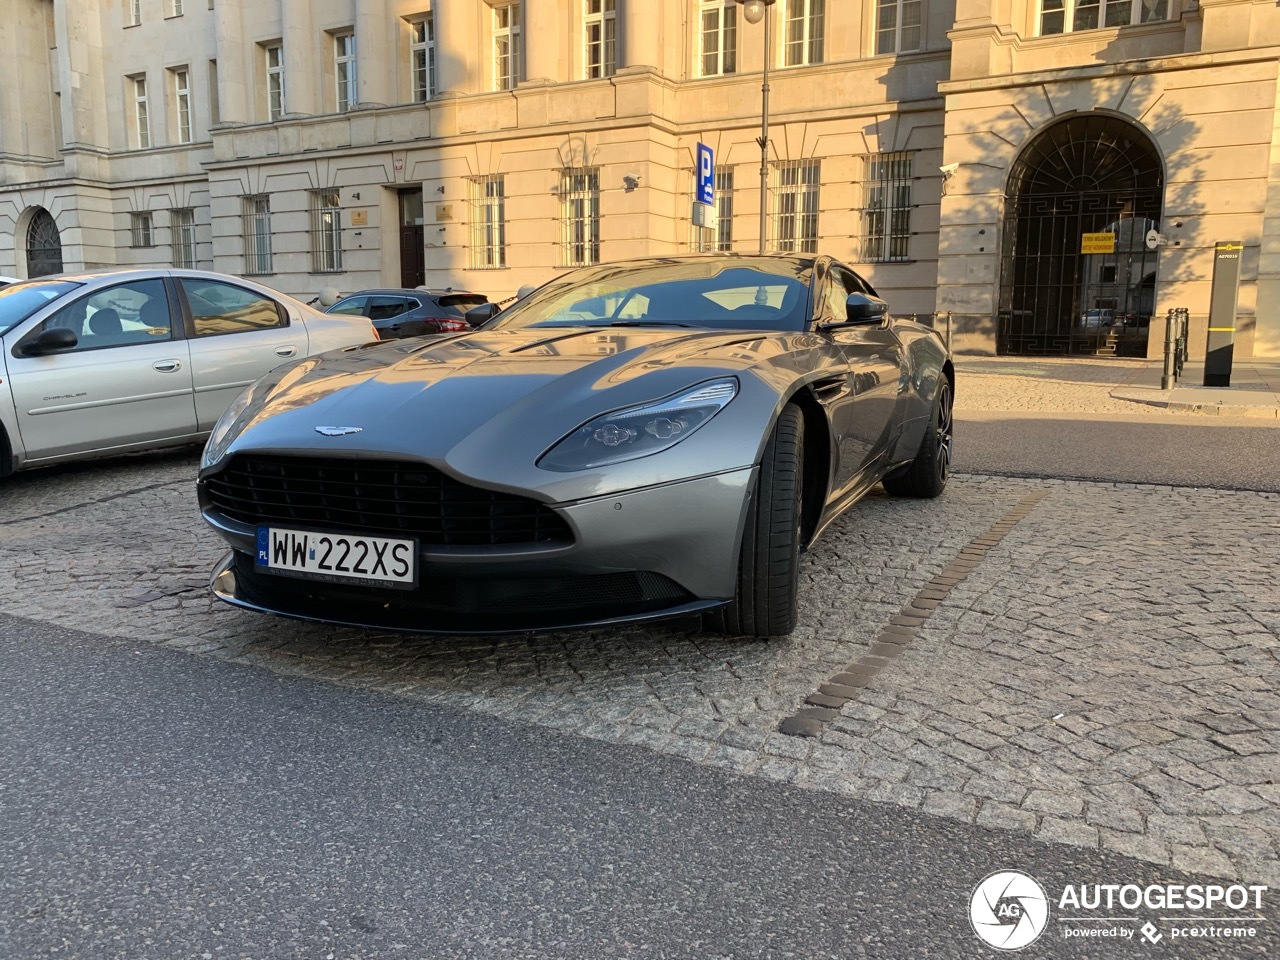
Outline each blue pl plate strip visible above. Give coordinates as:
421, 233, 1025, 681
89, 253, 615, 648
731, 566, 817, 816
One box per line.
256, 527, 270, 566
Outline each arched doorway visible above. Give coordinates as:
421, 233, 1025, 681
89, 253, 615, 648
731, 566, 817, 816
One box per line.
998, 114, 1163, 357
26, 208, 63, 277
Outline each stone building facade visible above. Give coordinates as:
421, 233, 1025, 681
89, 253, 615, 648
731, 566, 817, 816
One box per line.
1, 0, 1278, 358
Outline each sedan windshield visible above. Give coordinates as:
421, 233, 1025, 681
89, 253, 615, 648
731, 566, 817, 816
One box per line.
0, 280, 82, 336
486, 259, 814, 333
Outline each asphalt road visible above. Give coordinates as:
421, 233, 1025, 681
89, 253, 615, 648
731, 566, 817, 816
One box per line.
955, 412, 1280, 492
2, 614, 1275, 960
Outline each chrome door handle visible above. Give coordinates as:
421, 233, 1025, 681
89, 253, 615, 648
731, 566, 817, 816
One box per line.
153, 360, 182, 372
275, 346, 298, 358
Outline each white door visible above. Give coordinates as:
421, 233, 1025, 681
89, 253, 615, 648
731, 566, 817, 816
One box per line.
176, 277, 305, 430
6, 278, 197, 461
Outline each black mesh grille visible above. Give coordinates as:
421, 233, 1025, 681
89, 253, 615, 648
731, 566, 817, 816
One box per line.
204, 456, 572, 547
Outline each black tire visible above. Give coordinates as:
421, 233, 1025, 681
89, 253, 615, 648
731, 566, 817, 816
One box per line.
704, 405, 804, 638
883, 377, 952, 498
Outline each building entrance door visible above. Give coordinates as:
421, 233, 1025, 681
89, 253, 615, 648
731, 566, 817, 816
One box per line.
398, 189, 425, 288
998, 115, 1163, 357
26, 208, 63, 277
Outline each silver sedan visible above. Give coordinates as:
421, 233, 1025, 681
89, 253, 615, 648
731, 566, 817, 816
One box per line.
0, 269, 375, 475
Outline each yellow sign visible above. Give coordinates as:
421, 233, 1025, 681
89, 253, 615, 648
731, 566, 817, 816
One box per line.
1081, 232, 1115, 255
350, 209, 368, 227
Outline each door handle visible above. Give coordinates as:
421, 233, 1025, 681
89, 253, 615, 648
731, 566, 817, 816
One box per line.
275, 346, 298, 358
153, 360, 182, 373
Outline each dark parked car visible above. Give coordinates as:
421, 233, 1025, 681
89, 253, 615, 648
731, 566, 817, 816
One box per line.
199, 255, 953, 638
325, 288, 490, 339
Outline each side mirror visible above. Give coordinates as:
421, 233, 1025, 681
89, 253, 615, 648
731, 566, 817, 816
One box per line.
464, 303, 500, 326
22, 327, 78, 355
844, 293, 889, 323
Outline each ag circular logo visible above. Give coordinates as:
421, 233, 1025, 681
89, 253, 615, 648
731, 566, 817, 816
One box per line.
970, 870, 1050, 950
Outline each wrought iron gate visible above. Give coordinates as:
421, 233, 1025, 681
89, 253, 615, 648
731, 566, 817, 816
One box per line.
998, 115, 1163, 357
26, 208, 63, 278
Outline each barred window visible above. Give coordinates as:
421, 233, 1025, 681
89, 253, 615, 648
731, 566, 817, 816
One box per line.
585, 0, 617, 78
695, 168, 734, 253
469, 175, 506, 270
1039, 0, 1167, 35
560, 167, 600, 267
170, 208, 196, 267
772, 159, 820, 254
493, 3, 522, 91
411, 15, 436, 102
861, 152, 913, 263
309, 189, 343, 273
242, 195, 273, 275
130, 211, 154, 248
876, 0, 922, 54
699, 0, 737, 77
783, 0, 824, 67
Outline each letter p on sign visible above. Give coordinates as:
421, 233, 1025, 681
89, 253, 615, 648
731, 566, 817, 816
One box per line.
697, 143, 714, 206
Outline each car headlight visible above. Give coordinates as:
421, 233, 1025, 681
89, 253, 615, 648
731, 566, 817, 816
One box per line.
538, 377, 738, 472
201, 384, 256, 469
201, 358, 320, 469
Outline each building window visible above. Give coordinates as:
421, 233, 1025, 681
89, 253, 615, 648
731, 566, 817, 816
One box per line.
410, 15, 436, 102
861, 151, 913, 262
172, 68, 192, 144
130, 212, 154, 248
493, 4, 522, 91
585, 0, 617, 79
699, 1, 737, 77
1039, 0, 1168, 34
876, 0, 921, 54
130, 75, 151, 149
171, 208, 197, 267
309, 190, 343, 273
772, 159, 820, 253
335, 32, 357, 112
243, 195, 273, 275
560, 167, 600, 267
266, 43, 285, 120
469, 175, 507, 269
129, 0, 141, 26
169, 0, 184, 17
783, 0, 824, 66
695, 168, 734, 253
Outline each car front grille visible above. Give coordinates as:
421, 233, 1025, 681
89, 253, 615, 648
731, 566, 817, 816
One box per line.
203, 455, 572, 547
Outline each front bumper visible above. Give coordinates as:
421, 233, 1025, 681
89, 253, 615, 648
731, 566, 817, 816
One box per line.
201, 467, 754, 634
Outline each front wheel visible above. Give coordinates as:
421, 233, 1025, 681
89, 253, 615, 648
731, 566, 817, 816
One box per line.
703, 405, 804, 639
882, 378, 952, 498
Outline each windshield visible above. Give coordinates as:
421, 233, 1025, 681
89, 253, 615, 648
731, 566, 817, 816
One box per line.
0, 280, 82, 336
485, 259, 814, 333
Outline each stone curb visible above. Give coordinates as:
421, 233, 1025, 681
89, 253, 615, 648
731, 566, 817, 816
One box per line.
1109, 390, 1280, 419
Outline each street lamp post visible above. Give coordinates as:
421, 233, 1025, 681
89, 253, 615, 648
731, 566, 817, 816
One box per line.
737, 0, 776, 255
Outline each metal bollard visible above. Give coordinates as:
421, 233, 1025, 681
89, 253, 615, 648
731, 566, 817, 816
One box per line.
1161, 308, 1178, 390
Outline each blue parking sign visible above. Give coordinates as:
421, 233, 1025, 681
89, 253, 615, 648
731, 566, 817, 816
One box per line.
696, 143, 714, 206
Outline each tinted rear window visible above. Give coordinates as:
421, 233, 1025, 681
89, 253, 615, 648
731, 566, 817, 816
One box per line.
435, 294, 488, 317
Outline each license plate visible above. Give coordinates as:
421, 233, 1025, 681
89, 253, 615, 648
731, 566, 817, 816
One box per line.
256, 527, 417, 588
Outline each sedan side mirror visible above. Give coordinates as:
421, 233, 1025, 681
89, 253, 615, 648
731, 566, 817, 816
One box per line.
22, 327, 79, 356
464, 303, 500, 326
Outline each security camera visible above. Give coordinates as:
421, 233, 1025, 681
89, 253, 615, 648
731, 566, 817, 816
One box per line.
939, 162, 959, 176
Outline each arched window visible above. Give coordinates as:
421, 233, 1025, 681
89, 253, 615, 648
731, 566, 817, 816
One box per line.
26, 209, 64, 278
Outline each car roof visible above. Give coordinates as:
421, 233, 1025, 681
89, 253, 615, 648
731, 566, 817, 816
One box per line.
339, 288, 482, 298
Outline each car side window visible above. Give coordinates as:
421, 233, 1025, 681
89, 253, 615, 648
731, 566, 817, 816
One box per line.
328, 296, 369, 317
368, 297, 409, 321
179, 279, 285, 337
27, 279, 173, 352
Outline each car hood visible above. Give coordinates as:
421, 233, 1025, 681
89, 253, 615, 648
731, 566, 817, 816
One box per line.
213, 325, 806, 496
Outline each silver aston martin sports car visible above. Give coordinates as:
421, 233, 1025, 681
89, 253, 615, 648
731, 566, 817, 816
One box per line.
198, 255, 953, 638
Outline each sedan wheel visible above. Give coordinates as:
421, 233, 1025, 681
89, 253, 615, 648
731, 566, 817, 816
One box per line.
704, 405, 804, 638
883, 379, 952, 499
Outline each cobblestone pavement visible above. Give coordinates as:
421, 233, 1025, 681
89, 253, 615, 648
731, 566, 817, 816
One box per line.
2, 451, 1277, 886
